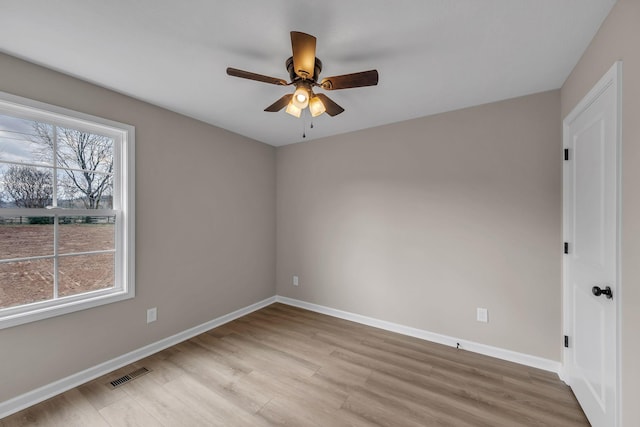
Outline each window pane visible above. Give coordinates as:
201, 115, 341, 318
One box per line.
0, 220, 53, 259
56, 127, 113, 174
58, 253, 114, 297
0, 258, 54, 309
57, 169, 113, 209
0, 164, 54, 208
58, 216, 115, 254
0, 115, 54, 166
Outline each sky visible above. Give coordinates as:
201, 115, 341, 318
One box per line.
0, 113, 51, 166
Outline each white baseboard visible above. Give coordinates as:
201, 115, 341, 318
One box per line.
0, 296, 276, 419
557, 367, 568, 383
275, 296, 561, 374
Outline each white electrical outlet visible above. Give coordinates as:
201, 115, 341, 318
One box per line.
477, 307, 488, 323
293, 275, 299, 286
147, 307, 157, 323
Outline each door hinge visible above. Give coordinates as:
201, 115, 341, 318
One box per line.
564, 242, 569, 254
564, 148, 569, 161
564, 335, 569, 348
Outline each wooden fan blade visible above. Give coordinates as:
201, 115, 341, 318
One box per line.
264, 94, 293, 112
320, 70, 379, 90
226, 68, 287, 86
315, 93, 344, 117
291, 31, 316, 79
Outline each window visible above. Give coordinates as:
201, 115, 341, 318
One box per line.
0, 91, 134, 329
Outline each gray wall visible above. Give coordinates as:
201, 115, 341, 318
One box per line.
0, 52, 277, 402
561, 0, 640, 423
276, 90, 562, 360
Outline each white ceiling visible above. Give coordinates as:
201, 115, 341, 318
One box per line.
0, 1, 616, 146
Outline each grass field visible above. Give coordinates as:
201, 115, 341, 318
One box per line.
0, 224, 114, 309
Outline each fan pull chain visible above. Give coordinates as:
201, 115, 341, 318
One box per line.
301, 109, 316, 139
302, 113, 306, 138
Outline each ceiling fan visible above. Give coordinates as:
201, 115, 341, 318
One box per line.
226, 31, 379, 118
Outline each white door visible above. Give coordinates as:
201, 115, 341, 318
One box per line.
563, 61, 620, 427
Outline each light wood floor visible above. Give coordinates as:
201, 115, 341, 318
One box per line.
1, 303, 589, 426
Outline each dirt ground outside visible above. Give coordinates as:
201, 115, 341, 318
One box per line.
0, 224, 114, 309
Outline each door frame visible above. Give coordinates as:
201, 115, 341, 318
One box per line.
561, 60, 622, 426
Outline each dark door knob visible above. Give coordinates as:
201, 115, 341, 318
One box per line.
592, 286, 613, 299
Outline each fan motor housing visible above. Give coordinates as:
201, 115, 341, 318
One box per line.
286, 56, 322, 82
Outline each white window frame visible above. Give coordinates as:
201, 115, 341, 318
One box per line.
0, 91, 135, 329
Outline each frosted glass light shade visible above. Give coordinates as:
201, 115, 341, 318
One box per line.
292, 87, 309, 109
285, 101, 302, 118
309, 96, 326, 117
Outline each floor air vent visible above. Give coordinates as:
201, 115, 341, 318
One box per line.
108, 367, 151, 389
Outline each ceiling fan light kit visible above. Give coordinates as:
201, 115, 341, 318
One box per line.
226, 31, 379, 120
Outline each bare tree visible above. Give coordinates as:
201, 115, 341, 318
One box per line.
32, 123, 113, 209
2, 165, 53, 208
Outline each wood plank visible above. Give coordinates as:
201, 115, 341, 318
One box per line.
98, 398, 161, 427
1, 388, 109, 427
